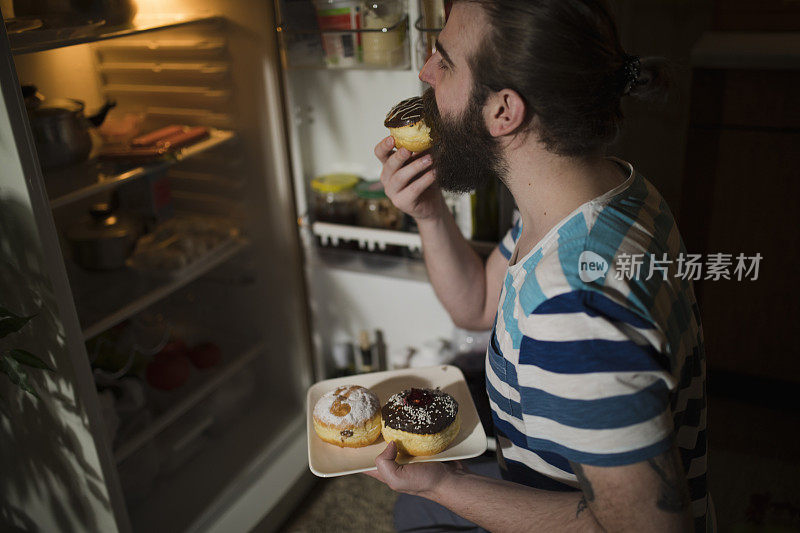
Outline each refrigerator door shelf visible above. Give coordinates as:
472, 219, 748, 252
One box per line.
276, 9, 411, 70
307, 220, 498, 259
311, 220, 422, 252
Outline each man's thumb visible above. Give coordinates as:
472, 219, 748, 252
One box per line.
378, 440, 398, 463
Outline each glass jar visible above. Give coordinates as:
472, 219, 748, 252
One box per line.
311, 173, 360, 224
313, 0, 364, 67
355, 180, 403, 229
361, 0, 408, 67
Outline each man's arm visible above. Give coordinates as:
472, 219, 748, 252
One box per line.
368, 442, 693, 533
417, 214, 509, 330
568, 446, 693, 532
375, 137, 506, 330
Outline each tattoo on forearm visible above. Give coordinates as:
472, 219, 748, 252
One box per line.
647, 454, 690, 514
570, 462, 595, 501
576, 495, 588, 518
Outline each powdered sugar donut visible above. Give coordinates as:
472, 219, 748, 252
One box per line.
313, 385, 382, 448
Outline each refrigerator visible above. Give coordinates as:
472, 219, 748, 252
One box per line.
0, 1, 495, 531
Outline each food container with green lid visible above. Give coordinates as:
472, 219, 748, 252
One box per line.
311, 173, 360, 224
355, 180, 403, 230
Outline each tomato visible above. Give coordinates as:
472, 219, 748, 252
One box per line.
146, 353, 191, 390
188, 342, 222, 369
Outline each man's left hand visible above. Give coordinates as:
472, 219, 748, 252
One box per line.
363, 441, 467, 497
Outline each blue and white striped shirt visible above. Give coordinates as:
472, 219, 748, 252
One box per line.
490, 159, 709, 530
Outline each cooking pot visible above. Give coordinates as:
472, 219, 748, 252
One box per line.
22, 85, 115, 170
67, 203, 137, 270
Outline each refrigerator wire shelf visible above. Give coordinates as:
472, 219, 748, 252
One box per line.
77, 236, 249, 340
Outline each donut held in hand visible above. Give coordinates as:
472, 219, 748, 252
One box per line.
313, 385, 382, 448
384, 96, 433, 153
381, 387, 460, 456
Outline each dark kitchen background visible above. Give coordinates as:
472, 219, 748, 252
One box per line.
601, 0, 799, 528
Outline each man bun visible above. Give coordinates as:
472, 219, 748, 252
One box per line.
626, 56, 672, 103
458, 0, 674, 156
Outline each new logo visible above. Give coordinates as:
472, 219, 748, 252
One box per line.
578, 251, 609, 283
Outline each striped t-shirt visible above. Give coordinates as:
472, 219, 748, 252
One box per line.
489, 159, 710, 531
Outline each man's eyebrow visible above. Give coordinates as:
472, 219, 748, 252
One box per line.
435, 39, 455, 67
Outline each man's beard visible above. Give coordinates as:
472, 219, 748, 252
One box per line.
422, 86, 506, 194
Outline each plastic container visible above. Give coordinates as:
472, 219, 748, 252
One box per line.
311, 173, 360, 224
408, 338, 453, 367
361, 0, 408, 67
314, 0, 363, 67
355, 180, 403, 229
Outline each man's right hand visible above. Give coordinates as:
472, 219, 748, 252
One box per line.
375, 136, 445, 223
374, 135, 503, 332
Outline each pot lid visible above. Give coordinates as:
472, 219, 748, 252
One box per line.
30, 98, 85, 116
68, 203, 136, 241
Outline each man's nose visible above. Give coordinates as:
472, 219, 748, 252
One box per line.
419, 56, 435, 86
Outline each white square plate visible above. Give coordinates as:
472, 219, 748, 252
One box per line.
307, 365, 488, 477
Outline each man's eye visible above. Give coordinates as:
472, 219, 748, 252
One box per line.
438, 58, 449, 71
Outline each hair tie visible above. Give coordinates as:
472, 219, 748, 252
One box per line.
621, 54, 641, 95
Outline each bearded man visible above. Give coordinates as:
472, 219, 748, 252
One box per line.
370, 1, 712, 531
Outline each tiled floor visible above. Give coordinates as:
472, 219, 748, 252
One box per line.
281, 394, 800, 532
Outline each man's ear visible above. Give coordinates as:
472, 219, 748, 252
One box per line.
485, 89, 527, 137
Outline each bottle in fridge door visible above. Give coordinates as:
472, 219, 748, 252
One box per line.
362, 0, 408, 67
314, 0, 364, 67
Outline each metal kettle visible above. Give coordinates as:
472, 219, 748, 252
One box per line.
22, 85, 116, 170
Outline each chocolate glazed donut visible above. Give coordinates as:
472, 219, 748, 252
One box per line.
384, 97, 433, 153
381, 387, 461, 456
384, 97, 425, 129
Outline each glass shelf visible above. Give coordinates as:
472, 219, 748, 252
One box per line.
8, 13, 223, 55
113, 339, 266, 464
73, 237, 248, 340
46, 129, 236, 209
